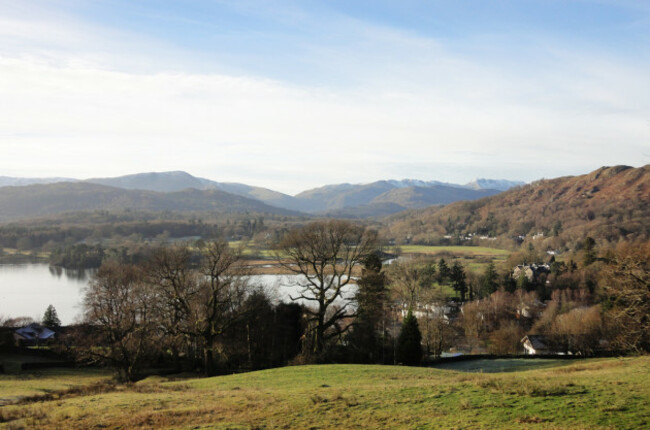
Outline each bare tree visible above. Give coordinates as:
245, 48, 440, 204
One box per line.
276, 220, 378, 357
147, 242, 252, 375
488, 321, 525, 355
195, 240, 249, 375
146, 245, 199, 367
388, 259, 447, 357
601, 242, 650, 353
81, 261, 158, 381
387, 260, 424, 309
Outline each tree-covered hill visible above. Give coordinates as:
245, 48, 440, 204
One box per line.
384, 165, 650, 249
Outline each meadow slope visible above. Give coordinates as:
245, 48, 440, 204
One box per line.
0, 357, 648, 429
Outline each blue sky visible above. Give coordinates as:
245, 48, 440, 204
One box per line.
1, 0, 648, 194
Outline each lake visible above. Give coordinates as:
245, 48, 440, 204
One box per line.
0, 264, 93, 325
0, 264, 355, 325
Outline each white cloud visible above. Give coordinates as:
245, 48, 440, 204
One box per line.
0, 3, 648, 194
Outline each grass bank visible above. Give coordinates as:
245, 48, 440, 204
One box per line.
0, 356, 648, 429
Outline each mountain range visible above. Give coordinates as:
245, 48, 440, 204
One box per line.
0, 172, 523, 220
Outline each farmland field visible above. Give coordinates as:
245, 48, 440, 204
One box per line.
0, 356, 648, 429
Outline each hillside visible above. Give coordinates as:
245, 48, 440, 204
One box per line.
385, 165, 650, 247
1, 357, 647, 429
0, 182, 299, 221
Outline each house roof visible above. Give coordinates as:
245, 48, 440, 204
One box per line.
14, 323, 57, 341
521, 335, 550, 351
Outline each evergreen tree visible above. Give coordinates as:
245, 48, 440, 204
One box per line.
437, 258, 451, 284
396, 309, 422, 365
419, 261, 437, 289
348, 252, 386, 363
481, 262, 499, 297
450, 261, 467, 301
42, 304, 61, 328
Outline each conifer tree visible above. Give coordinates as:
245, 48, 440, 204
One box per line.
348, 252, 386, 363
450, 261, 467, 301
437, 258, 451, 284
481, 262, 499, 297
42, 304, 61, 329
396, 309, 422, 365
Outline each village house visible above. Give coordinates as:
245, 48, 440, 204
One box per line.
520, 335, 552, 355
512, 263, 551, 282
13, 323, 57, 347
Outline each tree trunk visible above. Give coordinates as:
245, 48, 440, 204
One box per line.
204, 337, 215, 377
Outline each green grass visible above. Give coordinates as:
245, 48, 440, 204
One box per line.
1, 357, 648, 429
398, 245, 511, 258
0, 368, 111, 403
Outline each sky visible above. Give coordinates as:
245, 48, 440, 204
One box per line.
1, 0, 648, 195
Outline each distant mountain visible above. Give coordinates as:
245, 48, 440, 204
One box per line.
295, 180, 503, 216
0, 176, 76, 187
87, 171, 205, 192
78, 172, 516, 215
464, 178, 525, 191
385, 179, 460, 189
207, 182, 298, 210
371, 185, 500, 208
0, 182, 299, 222
294, 181, 396, 213
0, 171, 525, 218
385, 165, 650, 246
85, 171, 298, 209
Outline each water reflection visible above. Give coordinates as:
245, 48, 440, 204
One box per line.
47, 265, 96, 281
0, 264, 89, 325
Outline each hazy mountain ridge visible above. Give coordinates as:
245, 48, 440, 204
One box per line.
371, 185, 500, 208
0, 176, 77, 187
87, 171, 205, 192
0, 182, 299, 221
291, 179, 516, 215
0, 172, 524, 217
464, 178, 525, 191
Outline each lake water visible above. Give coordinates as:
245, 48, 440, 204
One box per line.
0, 264, 93, 325
0, 264, 355, 325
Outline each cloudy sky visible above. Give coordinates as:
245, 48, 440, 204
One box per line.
1, 0, 648, 194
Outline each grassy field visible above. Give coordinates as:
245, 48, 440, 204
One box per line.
0, 368, 111, 404
398, 245, 510, 258
393, 245, 512, 278
0, 356, 648, 429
